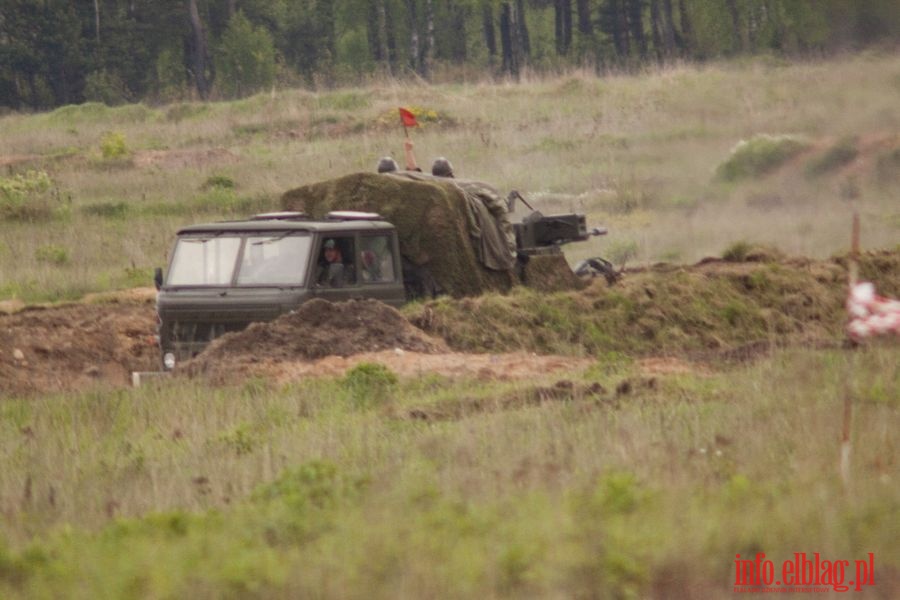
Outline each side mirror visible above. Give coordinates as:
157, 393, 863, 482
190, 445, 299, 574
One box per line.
153, 267, 163, 290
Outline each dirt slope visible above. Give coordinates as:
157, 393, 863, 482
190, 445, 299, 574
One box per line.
0, 250, 896, 397
179, 298, 448, 383
0, 299, 158, 398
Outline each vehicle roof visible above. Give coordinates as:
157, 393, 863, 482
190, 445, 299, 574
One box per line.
177, 218, 396, 235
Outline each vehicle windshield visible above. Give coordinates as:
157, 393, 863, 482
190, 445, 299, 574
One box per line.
167, 233, 313, 286
167, 235, 242, 286
235, 234, 311, 286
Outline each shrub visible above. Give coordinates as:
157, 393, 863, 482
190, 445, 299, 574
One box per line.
100, 131, 128, 160
342, 362, 398, 408
722, 240, 753, 262
722, 241, 782, 263
715, 134, 808, 181
0, 170, 61, 222
805, 136, 858, 177
202, 175, 236, 190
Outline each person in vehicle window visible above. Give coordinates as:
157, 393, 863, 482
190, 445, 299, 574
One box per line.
317, 239, 348, 287
360, 249, 381, 282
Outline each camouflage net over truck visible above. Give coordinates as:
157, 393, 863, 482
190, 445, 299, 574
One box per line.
282, 172, 573, 297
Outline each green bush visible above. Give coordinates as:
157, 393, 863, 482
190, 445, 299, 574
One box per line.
202, 174, 236, 190
100, 131, 128, 160
805, 136, 858, 177
0, 170, 62, 222
715, 134, 808, 181
722, 240, 753, 262
342, 362, 398, 408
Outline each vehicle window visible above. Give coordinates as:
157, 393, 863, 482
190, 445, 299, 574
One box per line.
359, 235, 396, 283
316, 236, 356, 288
236, 234, 312, 286
167, 236, 241, 285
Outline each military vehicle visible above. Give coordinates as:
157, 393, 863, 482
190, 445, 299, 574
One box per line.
154, 172, 610, 369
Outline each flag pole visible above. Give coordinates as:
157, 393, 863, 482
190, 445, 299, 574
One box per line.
849, 210, 860, 286
841, 209, 860, 489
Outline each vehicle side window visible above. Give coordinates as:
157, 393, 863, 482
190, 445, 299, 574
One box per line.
359, 235, 396, 283
316, 236, 356, 287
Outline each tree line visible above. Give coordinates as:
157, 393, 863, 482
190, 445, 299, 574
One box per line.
1, 0, 897, 110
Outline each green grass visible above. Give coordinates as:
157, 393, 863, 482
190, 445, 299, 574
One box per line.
0, 346, 897, 597
403, 251, 898, 357
0, 53, 898, 597
714, 134, 808, 182
1, 54, 899, 300
805, 136, 859, 177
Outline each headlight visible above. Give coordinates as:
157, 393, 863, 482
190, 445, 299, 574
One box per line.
163, 352, 176, 370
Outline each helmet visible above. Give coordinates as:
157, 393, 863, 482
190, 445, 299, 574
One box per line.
431, 157, 454, 178
377, 157, 399, 173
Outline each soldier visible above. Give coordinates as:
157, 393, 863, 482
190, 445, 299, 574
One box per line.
431, 157, 454, 178
403, 138, 422, 172
376, 139, 422, 174
317, 239, 347, 287
376, 157, 399, 173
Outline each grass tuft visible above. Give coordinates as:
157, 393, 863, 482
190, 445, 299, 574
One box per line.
715, 134, 808, 181
805, 136, 859, 177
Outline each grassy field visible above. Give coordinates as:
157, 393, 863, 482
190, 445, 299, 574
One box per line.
1, 53, 899, 302
1, 346, 897, 598
1, 53, 899, 598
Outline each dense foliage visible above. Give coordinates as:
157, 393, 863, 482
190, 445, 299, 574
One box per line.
1, 0, 898, 109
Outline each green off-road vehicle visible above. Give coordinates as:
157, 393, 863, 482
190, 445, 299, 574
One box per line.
154, 172, 611, 370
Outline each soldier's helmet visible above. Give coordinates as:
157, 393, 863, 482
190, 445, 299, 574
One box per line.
431, 157, 454, 178
377, 157, 399, 173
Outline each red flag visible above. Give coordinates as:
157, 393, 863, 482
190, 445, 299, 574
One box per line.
398, 107, 418, 128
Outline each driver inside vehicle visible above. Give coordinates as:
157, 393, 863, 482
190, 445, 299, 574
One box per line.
317, 239, 350, 287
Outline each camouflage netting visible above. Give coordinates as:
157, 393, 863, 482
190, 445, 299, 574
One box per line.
521, 254, 587, 293
281, 172, 523, 297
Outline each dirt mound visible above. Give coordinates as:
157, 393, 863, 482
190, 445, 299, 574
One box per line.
0, 299, 158, 398
1, 250, 895, 396
408, 249, 900, 357
180, 299, 447, 383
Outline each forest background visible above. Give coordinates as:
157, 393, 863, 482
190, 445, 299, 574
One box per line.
2, 0, 899, 111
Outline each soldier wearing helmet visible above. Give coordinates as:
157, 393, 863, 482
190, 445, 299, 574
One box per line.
376, 157, 399, 173
431, 157, 454, 178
